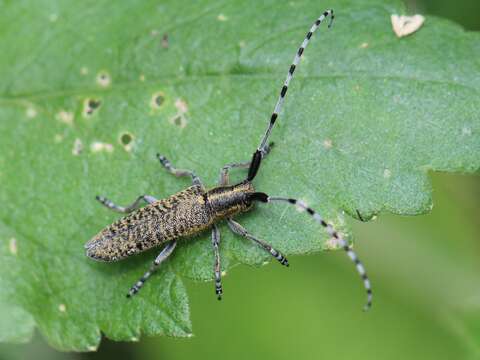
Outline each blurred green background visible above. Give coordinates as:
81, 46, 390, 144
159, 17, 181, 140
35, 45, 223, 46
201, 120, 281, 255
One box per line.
1, 0, 479, 359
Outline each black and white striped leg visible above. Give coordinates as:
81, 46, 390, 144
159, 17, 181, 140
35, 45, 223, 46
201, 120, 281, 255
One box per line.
127, 241, 177, 298
211, 224, 223, 300
219, 161, 250, 186
220, 142, 274, 185
227, 218, 289, 267
247, 9, 334, 181
266, 196, 372, 310
157, 153, 203, 187
96, 195, 157, 213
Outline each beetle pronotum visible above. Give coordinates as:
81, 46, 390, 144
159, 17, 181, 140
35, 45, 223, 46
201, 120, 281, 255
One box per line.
85, 9, 373, 310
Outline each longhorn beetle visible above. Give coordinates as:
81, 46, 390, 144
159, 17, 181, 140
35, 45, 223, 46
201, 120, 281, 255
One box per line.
85, 9, 373, 310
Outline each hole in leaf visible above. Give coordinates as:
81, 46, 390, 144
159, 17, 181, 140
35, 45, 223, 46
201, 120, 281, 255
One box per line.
150, 92, 165, 110
83, 98, 102, 117
118, 132, 135, 152
169, 114, 187, 128
88, 99, 101, 109
120, 132, 133, 145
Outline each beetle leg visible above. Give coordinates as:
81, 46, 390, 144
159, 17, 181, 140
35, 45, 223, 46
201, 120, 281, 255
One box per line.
96, 195, 158, 213
227, 218, 289, 266
211, 224, 223, 300
127, 240, 177, 298
156, 153, 203, 187
218, 142, 274, 185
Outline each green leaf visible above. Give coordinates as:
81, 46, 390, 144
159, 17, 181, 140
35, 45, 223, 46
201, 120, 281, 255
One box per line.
0, 0, 479, 351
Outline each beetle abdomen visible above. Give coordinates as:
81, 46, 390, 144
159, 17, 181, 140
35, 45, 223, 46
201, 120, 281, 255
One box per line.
85, 185, 213, 261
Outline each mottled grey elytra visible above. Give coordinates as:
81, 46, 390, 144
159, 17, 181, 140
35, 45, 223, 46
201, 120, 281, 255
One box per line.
86, 182, 255, 262
85, 9, 373, 310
